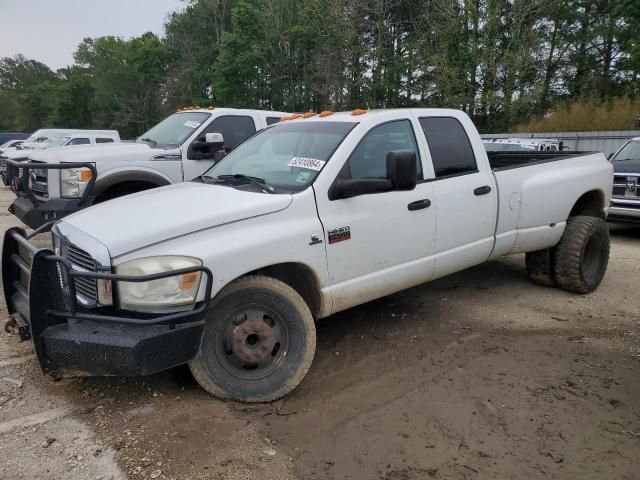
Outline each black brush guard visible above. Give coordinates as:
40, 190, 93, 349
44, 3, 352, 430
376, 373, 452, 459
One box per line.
2, 226, 213, 377
4, 158, 97, 229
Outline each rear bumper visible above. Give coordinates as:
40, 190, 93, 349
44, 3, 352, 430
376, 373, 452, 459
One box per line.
2, 227, 212, 377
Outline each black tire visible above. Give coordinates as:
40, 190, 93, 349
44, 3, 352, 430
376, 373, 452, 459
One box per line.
525, 248, 555, 287
189, 275, 316, 402
553, 216, 610, 293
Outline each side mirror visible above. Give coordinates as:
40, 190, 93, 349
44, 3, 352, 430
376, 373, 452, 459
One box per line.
213, 150, 226, 163
607, 152, 614, 160
386, 150, 417, 190
329, 150, 417, 200
205, 132, 223, 144
331, 178, 394, 199
188, 132, 225, 160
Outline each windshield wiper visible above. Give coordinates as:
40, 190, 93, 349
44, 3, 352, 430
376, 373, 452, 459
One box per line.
216, 174, 274, 194
140, 137, 158, 147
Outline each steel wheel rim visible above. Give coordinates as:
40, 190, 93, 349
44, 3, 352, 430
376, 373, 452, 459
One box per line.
215, 306, 290, 380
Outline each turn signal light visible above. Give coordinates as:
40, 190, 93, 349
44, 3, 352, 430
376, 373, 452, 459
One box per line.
79, 169, 93, 181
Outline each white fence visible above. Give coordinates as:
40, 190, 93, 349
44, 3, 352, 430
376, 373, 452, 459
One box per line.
481, 131, 640, 156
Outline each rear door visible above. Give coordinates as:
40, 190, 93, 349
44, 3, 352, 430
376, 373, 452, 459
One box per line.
315, 118, 437, 313
417, 116, 497, 279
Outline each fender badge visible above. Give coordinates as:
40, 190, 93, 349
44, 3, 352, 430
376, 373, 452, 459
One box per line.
328, 226, 351, 244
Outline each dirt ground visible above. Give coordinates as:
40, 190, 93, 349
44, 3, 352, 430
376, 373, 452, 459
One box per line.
0, 185, 639, 480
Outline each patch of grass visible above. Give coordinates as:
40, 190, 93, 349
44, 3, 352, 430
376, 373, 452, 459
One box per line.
514, 97, 640, 132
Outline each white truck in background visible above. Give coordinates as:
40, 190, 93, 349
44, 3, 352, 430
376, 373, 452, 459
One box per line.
3, 108, 613, 403
3, 108, 286, 228
0, 130, 121, 179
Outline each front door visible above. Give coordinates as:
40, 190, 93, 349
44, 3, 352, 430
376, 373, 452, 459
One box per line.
315, 119, 437, 314
182, 114, 258, 181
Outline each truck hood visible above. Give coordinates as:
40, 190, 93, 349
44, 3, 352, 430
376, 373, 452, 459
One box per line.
62, 182, 293, 257
28, 142, 177, 165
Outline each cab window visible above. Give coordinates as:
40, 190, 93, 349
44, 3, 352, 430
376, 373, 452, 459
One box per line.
345, 120, 422, 180
202, 116, 256, 150
420, 117, 477, 178
68, 137, 91, 146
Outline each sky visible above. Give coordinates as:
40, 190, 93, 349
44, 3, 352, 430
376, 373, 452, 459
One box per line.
0, 0, 185, 70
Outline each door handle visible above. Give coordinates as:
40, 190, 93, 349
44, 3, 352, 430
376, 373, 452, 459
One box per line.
407, 199, 431, 211
474, 185, 492, 196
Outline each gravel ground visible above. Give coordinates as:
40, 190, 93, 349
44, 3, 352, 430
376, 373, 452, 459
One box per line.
0, 186, 638, 479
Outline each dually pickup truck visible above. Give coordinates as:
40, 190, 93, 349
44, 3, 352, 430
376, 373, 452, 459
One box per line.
3, 108, 613, 402
3, 108, 286, 228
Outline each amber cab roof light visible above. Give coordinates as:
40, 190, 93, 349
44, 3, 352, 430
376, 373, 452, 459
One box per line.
303, 112, 316, 118
319, 110, 335, 117
352, 108, 367, 116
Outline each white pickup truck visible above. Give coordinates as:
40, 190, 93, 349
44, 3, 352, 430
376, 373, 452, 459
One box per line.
3, 108, 285, 228
3, 108, 613, 403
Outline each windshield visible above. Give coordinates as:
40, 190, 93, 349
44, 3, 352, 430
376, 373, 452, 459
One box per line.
44, 136, 70, 148
611, 140, 640, 162
137, 112, 210, 147
204, 121, 356, 191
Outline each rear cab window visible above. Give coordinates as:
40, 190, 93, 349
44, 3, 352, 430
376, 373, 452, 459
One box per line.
419, 117, 477, 178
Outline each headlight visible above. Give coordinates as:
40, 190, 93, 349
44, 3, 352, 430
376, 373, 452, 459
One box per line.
115, 256, 202, 312
60, 167, 93, 198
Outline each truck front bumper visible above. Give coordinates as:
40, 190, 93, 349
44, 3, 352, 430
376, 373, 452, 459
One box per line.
608, 200, 640, 224
4, 159, 97, 229
9, 195, 87, 230
2, 227, 213, 377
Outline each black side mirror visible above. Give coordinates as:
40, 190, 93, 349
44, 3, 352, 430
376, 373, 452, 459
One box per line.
329, 150, 417, 200
386, 150, 417, 190
213, 149, 226, 163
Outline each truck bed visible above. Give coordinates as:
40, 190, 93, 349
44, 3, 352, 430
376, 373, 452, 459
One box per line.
487, 151, 595, 171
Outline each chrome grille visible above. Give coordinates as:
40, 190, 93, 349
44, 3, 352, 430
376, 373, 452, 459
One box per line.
613, 174, 639, 199
64, 242, 98, 303
29, 162, 48, 197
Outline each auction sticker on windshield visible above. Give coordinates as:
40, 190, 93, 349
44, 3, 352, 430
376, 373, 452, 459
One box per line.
288, 157, 326, 171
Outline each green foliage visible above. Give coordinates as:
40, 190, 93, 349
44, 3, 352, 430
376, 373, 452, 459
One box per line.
1, 0, 639, 136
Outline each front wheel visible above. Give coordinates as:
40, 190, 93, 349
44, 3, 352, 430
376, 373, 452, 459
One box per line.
553, 216, 610, 293
189, 275, 316, 402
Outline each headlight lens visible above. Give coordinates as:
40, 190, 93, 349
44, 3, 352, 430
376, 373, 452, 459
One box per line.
115, 256, 202, 311
60, 167, 93, 198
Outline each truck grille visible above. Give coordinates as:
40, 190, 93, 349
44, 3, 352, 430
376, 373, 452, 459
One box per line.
612, 174, 639, 199
27, 161, 48, 197
64, 243, 98, 303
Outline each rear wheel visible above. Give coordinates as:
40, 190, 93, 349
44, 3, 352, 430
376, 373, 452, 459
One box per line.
189, 275, 316, 402
525, 248, 555, 287
553, 216, 610, 293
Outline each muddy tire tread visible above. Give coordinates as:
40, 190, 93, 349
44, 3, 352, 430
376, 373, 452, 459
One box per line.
189, 275, 316, 403
553, 216, 609, 294
525, 248, 555, 287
